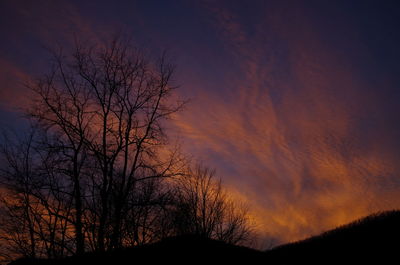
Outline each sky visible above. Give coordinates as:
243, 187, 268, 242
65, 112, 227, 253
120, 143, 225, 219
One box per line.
1, 0, 400, 247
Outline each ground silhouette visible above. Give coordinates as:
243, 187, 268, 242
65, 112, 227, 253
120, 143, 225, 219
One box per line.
8, 235, 264, 264
265, 210, 400, 264
9, 210, 400, 264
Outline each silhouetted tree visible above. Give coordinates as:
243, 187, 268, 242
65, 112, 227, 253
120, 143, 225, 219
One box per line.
0, 35, 254, 263
0, 129, 75, 261
171, 165, 252, 245
0, 130, 39, 260
0, 35, 186, 260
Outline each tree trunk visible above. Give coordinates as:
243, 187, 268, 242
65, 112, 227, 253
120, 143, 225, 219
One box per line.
73, 155, 84, 255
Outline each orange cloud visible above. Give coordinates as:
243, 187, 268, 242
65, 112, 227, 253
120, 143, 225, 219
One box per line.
172, 2, 400, 247
2, 0, 400, 249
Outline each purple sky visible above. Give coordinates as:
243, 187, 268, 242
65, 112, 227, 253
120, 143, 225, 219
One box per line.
2, 0, 400, 246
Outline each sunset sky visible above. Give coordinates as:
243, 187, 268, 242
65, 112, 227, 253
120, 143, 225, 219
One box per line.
1, 0, 400, 247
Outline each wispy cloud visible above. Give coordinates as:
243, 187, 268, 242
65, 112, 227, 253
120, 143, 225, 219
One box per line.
172, 1, 400, 245
1, 0, 400, 247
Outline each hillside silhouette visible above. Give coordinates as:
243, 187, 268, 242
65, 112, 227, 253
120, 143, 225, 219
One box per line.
8, 235, 264, 264
265, 210, 400, 264
9, 210, 400, 264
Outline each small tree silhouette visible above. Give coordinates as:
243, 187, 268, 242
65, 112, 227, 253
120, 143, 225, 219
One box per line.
171, 164, 252, 245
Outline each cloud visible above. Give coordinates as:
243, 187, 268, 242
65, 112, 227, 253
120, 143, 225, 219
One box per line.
0, 58, 31, 110
172, 1, 400, 246
2, 0, 400, 248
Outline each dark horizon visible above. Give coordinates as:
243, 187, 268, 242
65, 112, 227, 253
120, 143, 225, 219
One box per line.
2, 0, 400, 249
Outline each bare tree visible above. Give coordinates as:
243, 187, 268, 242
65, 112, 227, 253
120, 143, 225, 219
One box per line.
171, 164, 253, 245
0, 35, 253, 262
27, 57, 92, 255
0, 130, 39, 260
23, 35, 186, 253
0, 129, 75, 261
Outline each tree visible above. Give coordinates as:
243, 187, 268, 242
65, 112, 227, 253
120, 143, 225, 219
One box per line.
170, 164, 253, 245
1, 35, 186, 256
0, 129, 75, 261
0, 130, 39, 260
0, 35, 253, 262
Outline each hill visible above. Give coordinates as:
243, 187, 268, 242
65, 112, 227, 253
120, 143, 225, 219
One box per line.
265, 210, 400, 264
9, 235, 264, 265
